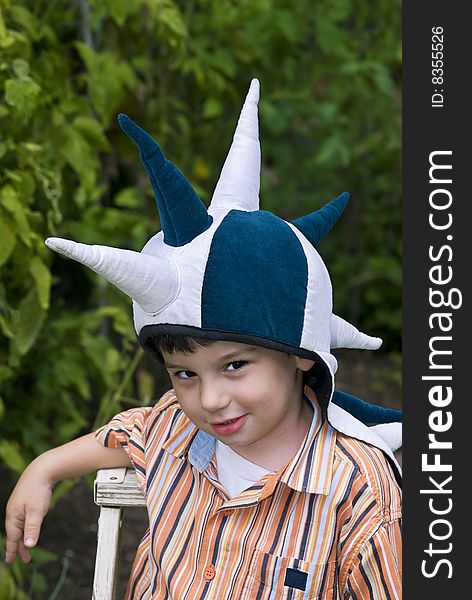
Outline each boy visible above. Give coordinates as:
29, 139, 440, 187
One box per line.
5, 80, 401, 598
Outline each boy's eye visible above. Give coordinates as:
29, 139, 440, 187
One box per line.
226, 360, 247, 371
173, 361, 247, 379
175, 370, 196, 380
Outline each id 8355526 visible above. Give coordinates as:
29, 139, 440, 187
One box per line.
431, 26, 444, 108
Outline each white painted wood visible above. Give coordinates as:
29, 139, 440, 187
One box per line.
92, 506, 123, 600
92, 468, 146, 599
96, 467, 127, 485
94, 468, 146, 507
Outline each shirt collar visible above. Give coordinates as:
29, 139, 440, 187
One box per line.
162, 385, 336, 496
162, 413, 212, 467
278, 386, 336, 495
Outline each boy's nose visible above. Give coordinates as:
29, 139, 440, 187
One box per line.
200, 383, 231, 413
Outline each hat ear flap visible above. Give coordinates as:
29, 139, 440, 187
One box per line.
332, 390, 402, 425
369, 423, 402, 452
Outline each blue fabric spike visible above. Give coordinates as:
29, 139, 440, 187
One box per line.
118, 114, 212, 247
332, 389, 402, 424
292, 192, 350, 246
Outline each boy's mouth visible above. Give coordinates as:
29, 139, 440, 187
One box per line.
210, 414, 248, 435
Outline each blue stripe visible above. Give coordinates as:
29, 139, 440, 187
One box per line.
351, 483, 368, 506
369, 537, 392, 600
166, 509, 196, 589
358, 556, 375, 600
347, 578, 359, 599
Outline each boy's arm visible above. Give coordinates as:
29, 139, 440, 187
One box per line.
36, 431, 132, 482
5, 432, 132, 565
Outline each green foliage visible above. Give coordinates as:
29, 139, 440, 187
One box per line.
1, 0, 400, 593
0, 534, 59, 600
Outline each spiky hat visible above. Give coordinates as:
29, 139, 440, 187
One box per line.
46, 79, 401, 472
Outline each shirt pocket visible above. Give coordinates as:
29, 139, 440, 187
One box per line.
240, 549, 337, 600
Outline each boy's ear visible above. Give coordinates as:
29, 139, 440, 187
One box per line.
294, 357, 315, 372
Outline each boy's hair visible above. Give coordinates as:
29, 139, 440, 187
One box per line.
152, 334, 293, 363
152, 334, 215, 362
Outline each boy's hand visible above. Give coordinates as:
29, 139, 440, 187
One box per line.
4, 431, 133, 564
4, 463, 54, 564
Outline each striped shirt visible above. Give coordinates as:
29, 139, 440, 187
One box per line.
95, 386, 402, 599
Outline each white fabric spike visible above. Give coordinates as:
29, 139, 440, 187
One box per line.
369, 423, 402, 452
331, 314, 382, 350
45, 237, 180, 315
208, 78, 261, 214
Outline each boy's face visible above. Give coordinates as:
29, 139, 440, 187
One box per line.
162, 341, 315, 469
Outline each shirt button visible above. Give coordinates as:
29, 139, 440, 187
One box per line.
204, 564, 216, 580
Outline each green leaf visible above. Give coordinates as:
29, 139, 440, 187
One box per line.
105, 346, 121, 374
114, 187, 143, 208
6, 168, 36, 204
4, 76, 41, 119
0, 564, 17, 599
73, 116, 111, 151
314, 14, 349, 58
0, 365, 13, 382
315, 135, 351, 167
103, 0, 140, 25
10, 5, 38, 40
14, 288, 46, 356
0, 9, 15, 48
0, 440, 27, 473
26, 545, 57, 564
59, 393, 88, 426
0, 212, 16, 265
30, 256, 51, 310
0, 184, 32, 247
58, 419, 86, 443
58, 124, 98, 192
0, 314, 14, 338
33, 165, 63, 221
82, 335, 114, 374
11, 58, 30, 78
20, 142, 42, 152
202, 97, 223, 119
211, 49, 236, 77
276, 11, 297, 42
137, 368, 154, 403
75, 43, 137, 125
151, 1, 187, 38
369, 63, 395, 96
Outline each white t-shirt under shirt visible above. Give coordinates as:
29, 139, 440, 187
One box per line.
215, 440, 274, 497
